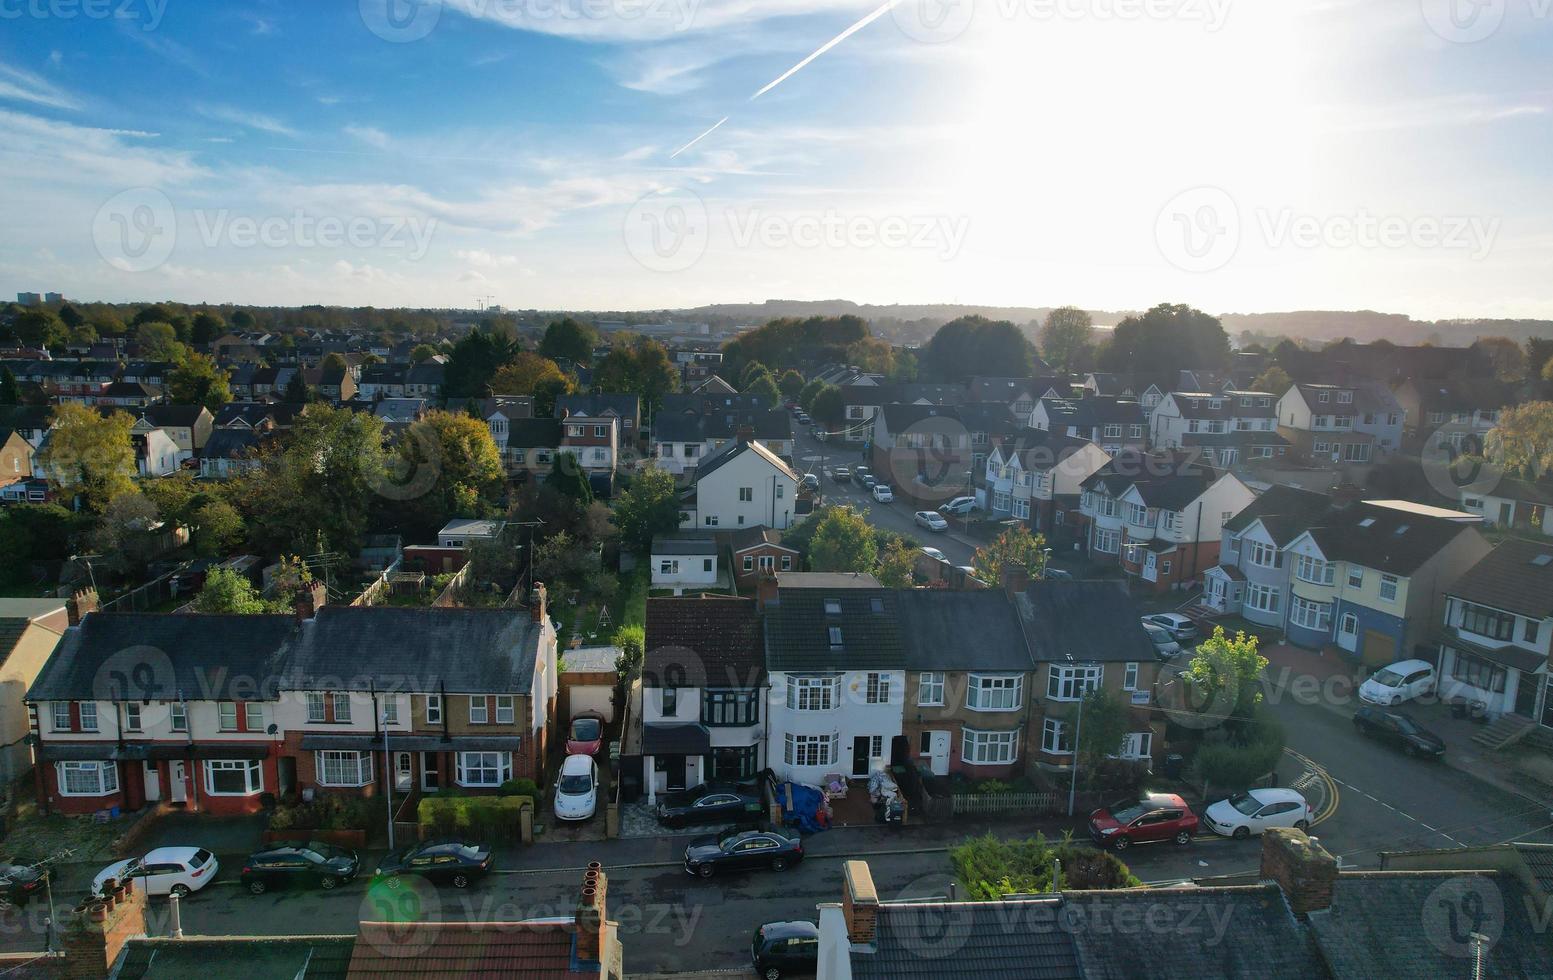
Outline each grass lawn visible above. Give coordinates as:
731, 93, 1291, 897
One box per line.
0, 805, 132, 865
553, 565, 648, 648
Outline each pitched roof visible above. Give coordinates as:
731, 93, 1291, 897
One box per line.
693, 438, 799, 483
1446, 538, 1553, 619
558, 392, 639, 421
1304, 502, 1481, 576
954, 402, 1020, 436
853, 897, 1081, 979
894, 590, 1032, 671
1223, 485, 1335, 545
507, 417, 562, 448
727, 526, 791, 554
1011, 582, 1157, 664
202, 428, 262, 459
115, 936, 355, 980
999, 427, 1101, 472
142, 404, 208, 428
765, 586, 904, 671
347, 921, 580, 979
650, 534, 718, 556
644, 596, 763, 687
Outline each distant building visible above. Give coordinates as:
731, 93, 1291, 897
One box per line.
15, 292, 41, 307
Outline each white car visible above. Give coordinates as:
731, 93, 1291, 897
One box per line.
872, 485, 894, 503
1141, 613, 1200, 642
94, 847, 218, 899
915, 511, 949, 532
554, 754, 599, 821
939, 496, 978, 516
1204, 788, 1313, 839
1359, 659, 1437, 705
919, 547, 948, 562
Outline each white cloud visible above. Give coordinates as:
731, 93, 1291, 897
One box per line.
197, 104, 300, 138
0, 60, 83, 111
344, 125, 391, 149
457, 249, 523, 268
0, 109, 206, 187
446, 0, 875, 41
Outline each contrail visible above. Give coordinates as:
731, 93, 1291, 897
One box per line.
671, 115, 729, 159
751, 0, 903, 101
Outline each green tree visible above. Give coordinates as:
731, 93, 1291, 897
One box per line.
593, 340, 679, 415
544, 452, 595, 505
0, 366, 18, 405
490, 353, 574, 398
282, 370, 311, 404
167, 352, 232, 410
612, 465, 682, 554
719, 315, 869, 380
190, 311, 224, 346
90, 492, 165, 577
1251, 365, 1293, 395
1473, 336, 1527, 383
15, 310, 67, 348
0, 503, 84, 583
57, 303, 85, 329
320, 352, 350, 376
190, 499, 244, 557
1184, 627, 1268, 722
798, 378, 826, 412
807, 506, 877, 572
1485, 401, 1553, 478
230, 310, 256, 331
1096, 304, 1230, 376
538, 317, 599, 366
950, 833, 1141, 900
445, 329, 520, 398
69, 323, 99, 347
809, 384, 844, 425
135, 321, 185, 361
409, 343, 439, 364
36, 403, 137, 512
612, 624, 645, 679
874, 538, 915, 588
241, 405, 387, 556
1543, 358, 1553, 384
778, 369, 806, 399
398, 410, 506, 526
919, 316, 1036, 382
971, 526, 1049, 586
739, 361, 770, 388
1039, 306, 1094, 374
193, 567, 271, 614
132, 304, 173, 327
743, 371, 781, 407
1076, 687, 1130, 763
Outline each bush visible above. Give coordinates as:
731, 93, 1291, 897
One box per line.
498, 779, 541, 798
973, 779, 1013, 795
950, 833, 1142, 900
267, 793, 379, 832
1188, 712, 1286, 793
417, 795, 533, 842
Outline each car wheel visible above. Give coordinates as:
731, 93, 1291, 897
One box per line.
1231, 826, 1250, 840
697, 864, 715, 879
1294, 820, 1310, 831
1111, 836, 1131, 852
385, 875, 402, 889
247, 880, 267, 895
170, 884, 191, 899
771, 857, 788, 872
764, 968, 783, 980
1173, 830, 1192, 845
451, 874, 470, 889
320, 876, 339, 891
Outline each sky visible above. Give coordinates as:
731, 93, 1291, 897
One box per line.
0, 0, 1550, 319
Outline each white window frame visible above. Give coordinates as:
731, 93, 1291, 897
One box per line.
1047, 665, 1102, 701
1291, 595, 1332, 632
79, 702, 98, 733
1296, 555, 1336, 586
469, 696, 489, 724
217, 702, 237, 732
425, 694, 442, 725
495, 695, 515, 724
1123, 662, 1139, 691
51, 702, 70, 732
1245, 583, 1281, 614
170, 701, 188, 733
205, 758, 263, 796
966, 674, 1023, 711
1379, 574, 1399, 602
962, 728, 1019, 766
456, 751, 512, 787
123, 702, 142, 732
331, 693, 352, 723
381, 696, 399, 726
316, 750, 373, 788
865, 673, 892, 705
1248, 541, 1277, 568
58, 761, 119, 796
305, 691, 326, 723
917, 672, 945, 706
1041, 718, 1072, 756
783, 732, 838, 768
1347, 568, 1363, 589
786, 676, 841, 711
244, 703, 265, 732
1092, 528, 1120, 555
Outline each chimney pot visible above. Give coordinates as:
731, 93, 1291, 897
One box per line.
531, 582, 548, 624
842, 860, 879, 945
1260, 828, 1338, 918
67, 587, 99, 626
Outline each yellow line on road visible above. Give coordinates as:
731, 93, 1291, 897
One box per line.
1284, 747, 1339, 827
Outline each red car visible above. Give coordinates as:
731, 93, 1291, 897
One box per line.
1088, 793, 1199, 851
565, 714, 605, 756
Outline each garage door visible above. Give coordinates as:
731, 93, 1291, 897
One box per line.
569, 685, 615, 722
1361, 629, 1395, 669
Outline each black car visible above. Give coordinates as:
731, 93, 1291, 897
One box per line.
751, 920, 819, 979
684, 829, 803, 878
0, 864, 46, 908
1352, 706, 1446, 758
241, 842, 360, 895
656, 783, 763, 829
374, 839, 493, 889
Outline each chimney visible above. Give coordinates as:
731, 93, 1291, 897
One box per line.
1260, 828, 1338, 918
67, 587, 99, 627
1000, 565, 1030, 597
530, 581, 548, 624
755, 574, 780, 611
736, 425, 755, 445
293, 580, 327, 623
841, 860, 879, 946
575, 864, 608, 962
59, 882, 147, 979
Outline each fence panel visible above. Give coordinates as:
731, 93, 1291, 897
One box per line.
950, 792, 1059, 817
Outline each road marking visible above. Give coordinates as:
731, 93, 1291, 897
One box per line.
1328, 775, 1466, 846
1284, 748, 1339, 827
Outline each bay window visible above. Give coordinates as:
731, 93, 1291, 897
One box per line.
962, 728, 1019, 765
1247, 541, 1278, 567
316, 750, 373, 787
783, 732, 837, 768
59, 761, 118, 796
703, 689, 759, 726
1245, 584, 1281, 614
1290, 595, 1332, 632
966, 674, 1023, 711
1295, 555, 1335, 586
456, 751, 512, 787
205, 759, 263, 796
1459, 602, 1515, 641
1092, 529, 1120, 554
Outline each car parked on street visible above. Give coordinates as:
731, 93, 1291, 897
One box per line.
0, 864, 46, 907
751, 920, 820, 979
801, 473, 820, 491
555, 753, 600, 821
566, 713, 605, 756
1359, 659, 1437, 705
939, 496, 978, 516
832, 466, 851, 483
1088, 793, 1199, 851
1142, 622, 1183, 661
374, 839, 492, 889
684, 829, 803, 878
1352, 706, 1446, 758
871, 484, 894, 503
240, 842, 360, 895
1044, 567, 1074, 581
919, 546, 947, 562
915, 511, 949, 532
1141, 613, 1199, 642
94, 847, 218, 899
1204, 788, 1313, 839
656, 783, 763, 828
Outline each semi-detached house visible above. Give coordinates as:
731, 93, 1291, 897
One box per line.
1436, 539, 1553, 728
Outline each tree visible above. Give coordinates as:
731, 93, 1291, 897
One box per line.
807, 506, 877, 572
544, 452, 594, 505
1076, 687, 1131, 764
320, 352, 349, 375
592, 340, 679, 414
1525, 338, 1553, 381
612, 624, 645, 679
950, 833, 1141, 901
398, 410, 505, 526
971, 526, 1049, 586
409, 344, 439, 364
167, 352, 232, 410
1485, 401, 1553, 478
1183, 627, 1268, 722
445, 329, 520, 398
919, 316, 1037, 382
743, 371, 781, 407
0, 366, 18, 405
69, 323, 98, 347
1251, 365, 1293, 395
1096, 304, 1230, 376
778, 370, 806, 399
282, 370, 311, 404
1039, 307, 1094, 374
231, 310, 256, 331
1544, 358, 1553, 384
490, 353, 573, 397
809, 385, 845, 426
0, 503, 83, 582
739, 361, 771, 388
135, 321, 185, 361
612, 465, 682, 554
193, 567, 272, 614
15, 310, 67, 349
190, 311, 224, 346
874, 538, 915, 588
190, 499, 244, 557
241, 405, 387, 556
132, 304, 172, 327
720, 315, 869, 380
36, 403, 137, 512
92, 491, 169, 576
1473, 336, 1527, 383
57, 303, 85, 329
538, 317, 598, 366
798, 379, 826, 412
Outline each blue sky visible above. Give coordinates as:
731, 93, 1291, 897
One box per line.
1, 0, 1550, 319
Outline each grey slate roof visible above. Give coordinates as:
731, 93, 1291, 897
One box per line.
765, 586, 904, 671
507, 417, 562, 448
1222, 485, 1335, 544
894, 590, 1032, 671
693, 437, 799, 482
1305, 502, 1480, 576
641, 723, 712, 755
644, 596, 763, 688
852, 898, 1082, 979
1012, 582, 1157, 664
1446, 538, 1553, 619
201, 428, 261, 459
651, 534, 718, 556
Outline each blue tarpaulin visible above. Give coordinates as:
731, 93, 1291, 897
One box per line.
779, 783, 827, 834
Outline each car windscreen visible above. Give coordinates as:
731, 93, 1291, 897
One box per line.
571, 719, 601, 740
455, 844, 484, 860
1371, 668, 1405, 687
1390, 714, 1422, 734
1107, 801, 1151, 823
559, 774, 592, 793
1227, 793, 1262, 816
190, 849, 212, 868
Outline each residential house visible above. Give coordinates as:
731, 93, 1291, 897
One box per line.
498, 418, 562, 481
842, 383, 964, 444
1460, 475, 1553, 537
0, 598, 67, 784
1080, 372, 1173, 410
558, 393, 640, 445
131, 427, 182, 477
119, 362, 171, 387
1029, 396, 1147, 454
691, 374, 737, 395
1149, 390, 1289, 466
1202, 485, 1335, 626
0, 405, 52, 449
133, 405, 214, 461
1393, 377, 1516, 452
898, 590, 1033, 778
1282, 500, 1490, 665
1011, 580, 1164, 771
650, 534, 722, 595
0, 428, 33, 487
356, 363, 407, 400
97, 381, 160, 409
638, 596, 765, 800
966, 376, 1068, 417
1276, 382, 1404, 466
226, 363, 258, 400
198, 428, 265, 480
955, 402, 1021, 490
982, 428, 1110, 537
302, 365, 356, 403
1437, 539, 1553, 727
477, 395, 535, 463
438, 518, 506, 549
764, 574, 904, 782
679, 437, 801, 531
726, 526, 799, 591
372, 398, 429, 424
1077, 451, 1255, 592
652, 396, 793, 475
868, 403, 970, 507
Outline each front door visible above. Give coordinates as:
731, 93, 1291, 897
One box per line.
142, 762, 161, 802
666, 755, 687, 792
1514, 674, 1539, 718
926, 731, 950, 776
1143, 552, 1158, 583
1500, 502, 1514, 526
1338, 613, 1359, 653
852, 736, 872, 778
168, 761, 187, 804
421, 752, 440, 792
394, 752, 414, 792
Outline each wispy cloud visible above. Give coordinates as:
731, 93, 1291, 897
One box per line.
445, 0, 870, 42
0, 60, 83, 111
344, 124, 391, 149
197, 104, 300, 138
1321, 94, 1550, 134
0, 108, 206, 186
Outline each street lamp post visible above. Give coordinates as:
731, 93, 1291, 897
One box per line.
1067, 689, 1086, 817
382, 703, 395, 851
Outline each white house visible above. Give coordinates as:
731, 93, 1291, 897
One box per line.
135, 428, 182, 478
438, 518, 506, 549
649, 535, 722, 595
983, 430, 1110, 533
1437, 539, 1553, 726
680, 438, 801, 531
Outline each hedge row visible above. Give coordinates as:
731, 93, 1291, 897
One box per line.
417, 795, 534, 842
